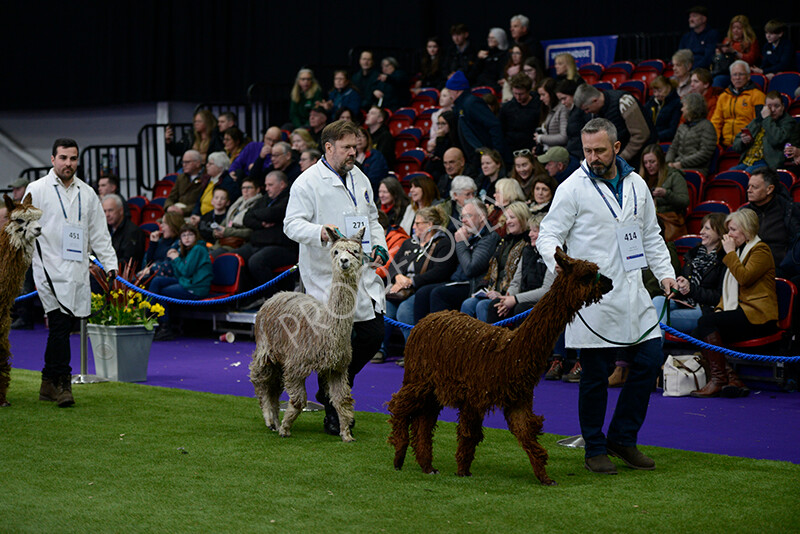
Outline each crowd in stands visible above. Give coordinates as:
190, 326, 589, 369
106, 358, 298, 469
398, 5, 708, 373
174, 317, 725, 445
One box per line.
78, 8, 800, 381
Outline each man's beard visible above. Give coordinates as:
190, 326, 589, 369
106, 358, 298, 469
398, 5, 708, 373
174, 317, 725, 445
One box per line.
590, 161, 613, 178
337, 157, 355, 175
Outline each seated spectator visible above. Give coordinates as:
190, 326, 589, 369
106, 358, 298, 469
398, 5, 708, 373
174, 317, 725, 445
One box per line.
476, 147, 506, 200
290, 128, 318, 154
355, 127, 389, 198
374, 210, 411, 285
352, 50, 379, 111
752, 20, 794, 80
437, 147, 469, 199
307, 105, 329, 148
102, 194, 145, 269
500, 44, 529, 103
223, 126, 245, 168
198, 187, 230, 243
482, 88, 501, 116
165, 109, 223, 161
509, 14, 544, 63
97, 174, 129, 219
152, 224, 214, 341
784, 144, 800, 178
10, 178, 29, 202
400, 175, 440, 235
364, 106, 395, 167
425, 110, 460, 180
473, 29, 508, 92
229, 126, 283, 180
419, 198, 499, 319
690, 209, 777, 398
289, 68, 323, 129
189, 151, 240, 220
414, 37, 447, 91
439, 175, 477, 231
373, 57, 409, 111
511, 149, 548, 199
538, 146, 579, 183
299, 148, 321, 172
678, 6, 720, 69
645, 76, 683, 142
378, 177, 411, 228
553, 53, 585, 86
710, 60, 766, 148
534, 78, 568, 150
713, 15, 759, 88
321, 70, 361, 118
487, 177, 526, 235
687, 68, 720, 120
574, 84, 655, 166
164, 150, 205, 216
210, 176, 262, 255
335, 107, 358, 124
666, 92, 718, 175
522, 56, 545, 88
557, 79, 590, 161
137, 212, 183, 283
740, 168, 800, 266
640, 144, 690, 241
529, 174, 557, 215
215, 111, 238, 136
499, 73, 540, 154
427, 88, 455, 149
443, 23, 478, 80
385, 206, 457, 345
653, 213, 727, 334
731, 91, 800, 172
487, 214, 555, 323
671, 49, 694, 97
460, 201, 529, 322
237, 170, 298, 289
250, 141, 301, 185
446, 70, 510, 168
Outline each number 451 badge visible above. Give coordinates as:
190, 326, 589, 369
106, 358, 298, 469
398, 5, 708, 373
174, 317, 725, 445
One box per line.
62, 223, 84, 262
616, 223, 647, 271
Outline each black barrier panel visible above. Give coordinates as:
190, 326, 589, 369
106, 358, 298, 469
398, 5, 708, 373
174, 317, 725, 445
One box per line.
137, 123, 192, 194
79, 145, 139, 199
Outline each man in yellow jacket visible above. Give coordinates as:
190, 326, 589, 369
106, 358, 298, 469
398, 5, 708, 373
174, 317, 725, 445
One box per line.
710, 60, 766, 147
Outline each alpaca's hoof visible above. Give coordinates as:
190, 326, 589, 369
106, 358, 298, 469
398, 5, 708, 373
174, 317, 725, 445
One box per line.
341, 435, 356, 443
278, 429, 291, 438
541, 479, 558, 486
0, 401, 9, 408
423, 468, 439, 475
456, 471, 472, 477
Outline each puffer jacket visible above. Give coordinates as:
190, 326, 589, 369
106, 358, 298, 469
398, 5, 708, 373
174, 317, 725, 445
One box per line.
710, 82, 766, 147
665, 119, 718, 175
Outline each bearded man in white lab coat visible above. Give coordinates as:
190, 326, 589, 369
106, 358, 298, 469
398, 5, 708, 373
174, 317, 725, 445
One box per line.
537, 119, 678, 475
284, 120, 388, 436
26, 138, 118, 407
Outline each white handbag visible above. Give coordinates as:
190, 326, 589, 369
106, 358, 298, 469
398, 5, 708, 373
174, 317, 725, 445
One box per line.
663, 355, 707, 397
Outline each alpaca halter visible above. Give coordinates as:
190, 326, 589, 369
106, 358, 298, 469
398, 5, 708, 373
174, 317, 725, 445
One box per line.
576, 290, 673, 346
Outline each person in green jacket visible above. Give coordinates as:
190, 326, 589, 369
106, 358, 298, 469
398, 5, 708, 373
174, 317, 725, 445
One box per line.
289, 68, 323, 129
731, 90, 800, 172
152, 224, 213, 340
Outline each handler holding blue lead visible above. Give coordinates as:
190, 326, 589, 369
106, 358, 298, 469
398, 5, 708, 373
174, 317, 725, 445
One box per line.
537, 118, 678, 474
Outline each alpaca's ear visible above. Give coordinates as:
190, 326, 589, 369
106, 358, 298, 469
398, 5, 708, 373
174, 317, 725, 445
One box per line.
354, 226, 365, 243
325, 226, 340, 244
22, 193, 32, 207
3, 194, 15, 213
554, 246, 574, 272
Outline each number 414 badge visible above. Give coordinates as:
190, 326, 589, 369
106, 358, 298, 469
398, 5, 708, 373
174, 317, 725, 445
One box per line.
615, 223, 647, 271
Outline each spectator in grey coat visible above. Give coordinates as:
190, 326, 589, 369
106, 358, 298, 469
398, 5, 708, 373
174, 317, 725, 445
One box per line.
666, 92, 718, 176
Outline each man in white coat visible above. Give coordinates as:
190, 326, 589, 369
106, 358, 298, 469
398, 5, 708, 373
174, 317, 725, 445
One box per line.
537, 119, 677, 474
26, 138, 118, 407
284, 120, 388, 435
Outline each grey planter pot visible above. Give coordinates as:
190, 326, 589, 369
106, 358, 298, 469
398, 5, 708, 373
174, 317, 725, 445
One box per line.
87, 324, 154, 382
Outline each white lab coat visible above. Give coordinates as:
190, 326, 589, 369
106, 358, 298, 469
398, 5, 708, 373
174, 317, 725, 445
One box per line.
284, 159, 387, 322
26, 169, 118, 316
537, 161, 675, 348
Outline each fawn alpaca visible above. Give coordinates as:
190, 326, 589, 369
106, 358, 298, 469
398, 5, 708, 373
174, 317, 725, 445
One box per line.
388, 247, 612, 485
250, 227, 365, 441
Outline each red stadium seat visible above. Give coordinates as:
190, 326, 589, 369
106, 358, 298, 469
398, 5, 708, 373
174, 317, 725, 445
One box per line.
702, 180, 746, 210
728, 278, 796, 352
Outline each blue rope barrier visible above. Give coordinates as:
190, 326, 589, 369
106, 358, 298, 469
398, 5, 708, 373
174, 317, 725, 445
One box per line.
14, 290, 38, 303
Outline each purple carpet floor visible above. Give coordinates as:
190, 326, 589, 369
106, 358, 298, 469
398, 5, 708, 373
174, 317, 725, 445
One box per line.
8, 326, 800, 464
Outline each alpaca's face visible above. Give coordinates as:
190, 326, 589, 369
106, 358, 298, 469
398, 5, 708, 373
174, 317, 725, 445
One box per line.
331, 239, 363, 274
554, 246, 613, 306
4, 194, 42, 251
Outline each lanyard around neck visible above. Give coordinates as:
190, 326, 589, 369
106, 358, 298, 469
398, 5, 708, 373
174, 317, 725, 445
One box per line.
54, 183, 81, 222
589, 176, 637, 221
321, 157, 357, 208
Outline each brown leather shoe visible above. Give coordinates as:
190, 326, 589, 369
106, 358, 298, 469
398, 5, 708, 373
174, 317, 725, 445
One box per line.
585, 454, 617, 474
690, 333, 728, 398
608, 366, 629, 387
56, 375, 75, 408
607, 441, 655, 470
721, 365, 750, 398
39, 377, 58, 402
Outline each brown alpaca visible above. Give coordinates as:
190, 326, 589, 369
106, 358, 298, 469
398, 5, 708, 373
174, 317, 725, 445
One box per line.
387, 248, 612, 485
0, 194, 43, 407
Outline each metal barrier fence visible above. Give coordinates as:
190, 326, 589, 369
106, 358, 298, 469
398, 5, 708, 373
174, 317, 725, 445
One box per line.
79, 144, 139, 198
18, 167, 51, 182
137, 123, 192, 193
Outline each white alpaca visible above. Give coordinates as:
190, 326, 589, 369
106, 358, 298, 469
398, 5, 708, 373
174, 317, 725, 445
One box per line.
249, 227, 365, 442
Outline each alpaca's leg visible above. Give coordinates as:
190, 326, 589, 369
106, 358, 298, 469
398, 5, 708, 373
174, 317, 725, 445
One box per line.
504, 405, 556, 486
455, 406, 485, 477
249, 354, 282, 431
278, 375, 308, 438
0, 334, 12, 407
326, 370, 355, 442
410, 392, 442, 474
387, 384, 427, 470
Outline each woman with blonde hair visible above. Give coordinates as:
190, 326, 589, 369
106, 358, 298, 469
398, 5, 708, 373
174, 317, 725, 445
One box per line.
690, 208, 777, 398
553, 53, 583, 84
165, 109, 223, 161
644, 76, 682, 141
290, 128, 318, 152
487, 177, 526, 236
289, 68, 323, 128
721, 15, 759, 66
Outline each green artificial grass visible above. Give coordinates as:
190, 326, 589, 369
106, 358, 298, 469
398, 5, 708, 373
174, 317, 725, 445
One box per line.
2, 369, 799, 534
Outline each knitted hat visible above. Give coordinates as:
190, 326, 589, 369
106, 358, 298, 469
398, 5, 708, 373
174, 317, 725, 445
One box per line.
445, 71, 470, 91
